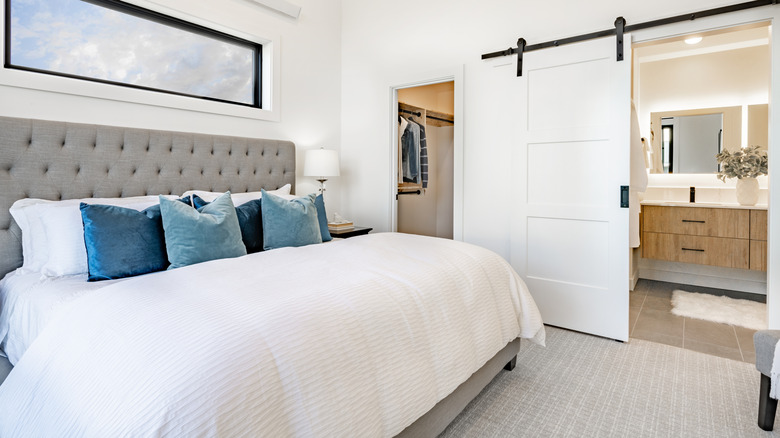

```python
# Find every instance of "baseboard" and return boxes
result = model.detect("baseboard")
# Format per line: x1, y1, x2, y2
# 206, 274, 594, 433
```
638, 258, 767, 295
630, 269, 639, 291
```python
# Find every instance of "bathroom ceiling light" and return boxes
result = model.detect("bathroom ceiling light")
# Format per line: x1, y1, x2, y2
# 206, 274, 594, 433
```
684, 36, 703, 45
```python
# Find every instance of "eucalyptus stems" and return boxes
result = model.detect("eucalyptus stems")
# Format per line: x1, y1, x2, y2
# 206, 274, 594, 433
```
716, 145, 768, 182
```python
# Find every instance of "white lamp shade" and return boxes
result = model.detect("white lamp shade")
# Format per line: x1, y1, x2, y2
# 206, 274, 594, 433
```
304, 149, 340, 177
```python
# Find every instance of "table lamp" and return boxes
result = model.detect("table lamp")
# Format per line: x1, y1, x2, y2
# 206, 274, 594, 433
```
304, 148, 340, 195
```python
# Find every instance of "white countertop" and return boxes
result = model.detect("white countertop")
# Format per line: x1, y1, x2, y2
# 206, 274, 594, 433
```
640, 200, 767, 210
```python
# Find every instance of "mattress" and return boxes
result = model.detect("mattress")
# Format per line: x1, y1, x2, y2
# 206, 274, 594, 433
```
0, 232, 544, 437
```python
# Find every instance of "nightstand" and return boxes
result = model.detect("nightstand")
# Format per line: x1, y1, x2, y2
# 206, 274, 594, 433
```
329, 226, 372, 239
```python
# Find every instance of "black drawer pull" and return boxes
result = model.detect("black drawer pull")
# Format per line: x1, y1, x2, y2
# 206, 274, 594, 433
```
682, 220, 705, 223
681, 248, 705, 252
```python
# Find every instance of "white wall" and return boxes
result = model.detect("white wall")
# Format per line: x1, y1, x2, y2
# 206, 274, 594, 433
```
340, 0, 743, 260
637, 45, 770, 137
0, 0, 344, 209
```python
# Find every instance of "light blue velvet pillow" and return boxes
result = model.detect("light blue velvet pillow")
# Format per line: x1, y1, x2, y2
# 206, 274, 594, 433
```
314, 194, 332, 242
159, 192, 247, 269
80, 203, 168, 281
261, 190, 323, 250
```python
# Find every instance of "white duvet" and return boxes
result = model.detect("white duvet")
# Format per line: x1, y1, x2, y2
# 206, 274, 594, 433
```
0, 271, 127, 365
0, 233, 544, 437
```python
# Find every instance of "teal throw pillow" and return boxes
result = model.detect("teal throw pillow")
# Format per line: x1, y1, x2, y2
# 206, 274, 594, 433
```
314, 194, 332, 242
261, 190, 323, 250
80, 203, 168, 281
159, 192, 247, 269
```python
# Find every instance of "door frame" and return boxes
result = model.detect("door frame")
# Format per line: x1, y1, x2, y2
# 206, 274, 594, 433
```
631, 7, 780, 327
388, 65, 465, 240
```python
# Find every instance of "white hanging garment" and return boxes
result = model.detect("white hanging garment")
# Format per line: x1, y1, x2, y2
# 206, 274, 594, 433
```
630, 101, 649, 248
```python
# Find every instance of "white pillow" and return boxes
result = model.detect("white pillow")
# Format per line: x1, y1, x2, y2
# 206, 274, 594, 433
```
10, 196, 173, 276
181, 184, 292, 206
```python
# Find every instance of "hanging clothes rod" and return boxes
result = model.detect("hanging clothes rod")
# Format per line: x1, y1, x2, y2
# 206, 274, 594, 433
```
399, 107, 454, 124
396, 189, 421, 197
481, 0, 778, 77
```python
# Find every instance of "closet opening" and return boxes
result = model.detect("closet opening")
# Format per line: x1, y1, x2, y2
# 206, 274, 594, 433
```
395, 82, 455, 239
630, 21, 771, 361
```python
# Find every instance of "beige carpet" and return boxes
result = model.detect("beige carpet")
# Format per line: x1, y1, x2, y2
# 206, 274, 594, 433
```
671, 290, 767, 331
440, 326, 774, 437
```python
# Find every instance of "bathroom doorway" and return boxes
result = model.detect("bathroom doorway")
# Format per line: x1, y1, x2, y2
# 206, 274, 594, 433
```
629, 21, 772, 360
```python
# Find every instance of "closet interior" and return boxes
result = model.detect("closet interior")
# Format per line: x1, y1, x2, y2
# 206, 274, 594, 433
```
397, 82, 455, 239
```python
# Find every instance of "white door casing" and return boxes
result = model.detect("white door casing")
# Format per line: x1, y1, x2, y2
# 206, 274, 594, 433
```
510, 36, 631, 341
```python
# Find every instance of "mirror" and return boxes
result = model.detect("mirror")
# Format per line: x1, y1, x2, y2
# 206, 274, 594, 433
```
648, 105, 768, 174
659, 113, 722, 174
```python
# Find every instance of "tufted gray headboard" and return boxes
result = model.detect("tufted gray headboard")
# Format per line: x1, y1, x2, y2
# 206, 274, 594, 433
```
0, 116, 296, 279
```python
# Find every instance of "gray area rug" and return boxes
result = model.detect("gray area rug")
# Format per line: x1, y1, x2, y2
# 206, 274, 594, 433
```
441, 326, 776, 437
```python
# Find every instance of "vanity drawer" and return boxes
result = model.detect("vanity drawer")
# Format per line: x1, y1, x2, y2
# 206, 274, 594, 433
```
642, 232, 749, 270
751, 209, 768, 241
642, 205, 749, 239
750, 240, 768, 271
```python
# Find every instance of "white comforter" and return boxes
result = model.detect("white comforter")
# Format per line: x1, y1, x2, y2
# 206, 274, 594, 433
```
0, 271, 126, 365
0, 233, 544, 437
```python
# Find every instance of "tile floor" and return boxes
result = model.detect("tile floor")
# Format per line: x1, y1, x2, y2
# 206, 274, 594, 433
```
630, 279, 764, 364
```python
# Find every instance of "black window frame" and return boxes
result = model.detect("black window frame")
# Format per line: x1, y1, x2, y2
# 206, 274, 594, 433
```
4, 0, 262, 109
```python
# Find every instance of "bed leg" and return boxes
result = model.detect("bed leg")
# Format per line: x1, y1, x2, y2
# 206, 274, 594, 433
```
759, 373, 778, 431
503, 355, 517, 371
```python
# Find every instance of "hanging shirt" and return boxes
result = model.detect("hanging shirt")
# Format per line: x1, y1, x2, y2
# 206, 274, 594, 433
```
400, 117, 410, 181
419, 123, 428, 188
403, 118, 421, 183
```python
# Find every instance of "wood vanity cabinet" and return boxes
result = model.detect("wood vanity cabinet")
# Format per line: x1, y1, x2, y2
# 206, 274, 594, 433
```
750, 210, 768, 271
642, 205, 766, 271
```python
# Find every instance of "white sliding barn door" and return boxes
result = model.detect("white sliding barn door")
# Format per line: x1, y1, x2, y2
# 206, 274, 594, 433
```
511, 36, 631, 341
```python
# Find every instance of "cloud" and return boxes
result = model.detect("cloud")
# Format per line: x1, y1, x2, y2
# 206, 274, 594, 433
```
10, 0, 255, 104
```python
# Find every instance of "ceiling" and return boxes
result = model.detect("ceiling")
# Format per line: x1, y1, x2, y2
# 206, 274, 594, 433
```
634, 23, 770, 64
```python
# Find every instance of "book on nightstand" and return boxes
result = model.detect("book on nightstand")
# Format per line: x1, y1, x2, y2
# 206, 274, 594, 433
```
328, 221, 354, 231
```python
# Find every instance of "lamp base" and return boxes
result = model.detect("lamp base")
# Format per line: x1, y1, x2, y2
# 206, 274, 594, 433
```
316, 178, 327, 195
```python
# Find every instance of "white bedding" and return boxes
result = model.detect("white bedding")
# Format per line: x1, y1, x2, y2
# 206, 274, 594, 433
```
0, 233, 544, 437
0, 271, 126, 365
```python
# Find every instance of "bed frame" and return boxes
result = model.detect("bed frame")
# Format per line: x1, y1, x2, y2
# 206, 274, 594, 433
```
0, 116, 519, 437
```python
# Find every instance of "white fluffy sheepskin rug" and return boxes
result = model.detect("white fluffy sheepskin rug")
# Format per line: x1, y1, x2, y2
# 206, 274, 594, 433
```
670, 290, 767, 331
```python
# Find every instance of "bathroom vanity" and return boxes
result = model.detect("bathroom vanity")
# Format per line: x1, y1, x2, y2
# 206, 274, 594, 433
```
641, 202, 767, 271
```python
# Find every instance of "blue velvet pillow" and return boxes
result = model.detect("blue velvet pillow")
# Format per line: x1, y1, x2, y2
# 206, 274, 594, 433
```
159, 192, 247, 269
80, 203, 168, 281
189, 195, 264, 254
261, 190, 323, 250
314, 194, 332, 242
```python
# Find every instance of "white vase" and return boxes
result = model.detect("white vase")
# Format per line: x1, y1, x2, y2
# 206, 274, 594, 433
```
736, 177, 759, 206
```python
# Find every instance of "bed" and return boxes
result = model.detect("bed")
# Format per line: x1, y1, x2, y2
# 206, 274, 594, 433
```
0, 116, 544, 437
